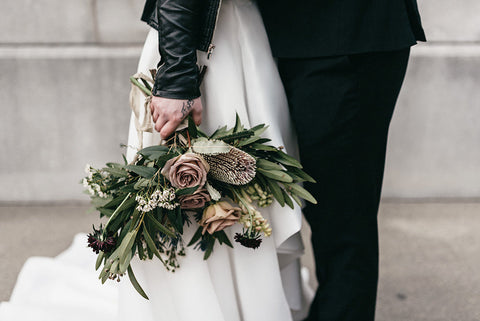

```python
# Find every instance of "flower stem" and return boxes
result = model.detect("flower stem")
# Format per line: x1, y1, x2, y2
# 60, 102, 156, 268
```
130, 77, 152, 96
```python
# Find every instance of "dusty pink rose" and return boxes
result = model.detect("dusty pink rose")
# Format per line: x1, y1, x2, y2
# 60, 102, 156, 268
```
178, 189, 211, 209
161, 152, 210, 189
199, 201, 242, 235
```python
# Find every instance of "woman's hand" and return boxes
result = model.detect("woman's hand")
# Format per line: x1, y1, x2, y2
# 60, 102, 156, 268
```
150, 96, 203, 139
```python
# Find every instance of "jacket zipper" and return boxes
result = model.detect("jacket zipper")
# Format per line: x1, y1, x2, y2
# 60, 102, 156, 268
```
207, 0, 222, 59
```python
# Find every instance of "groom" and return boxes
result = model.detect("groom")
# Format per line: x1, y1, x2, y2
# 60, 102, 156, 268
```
141, 1, 425, 320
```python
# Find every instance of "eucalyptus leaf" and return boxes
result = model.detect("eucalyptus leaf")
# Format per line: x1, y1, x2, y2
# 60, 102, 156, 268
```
253, 124, 269, 136
271, 151, 303, 168
110, 259, 119, 276
290, 193, 303, 207
250, 143, 278, 151
175, 185, 199, 196
95, 251, 104, 270
138, 145, 169, 154
101, 266, 111, 284
142, 225, 163, 260
214, 230, 233, 248
237, 135, 261, 147
134, 178, 150, 190
106, 162, 125, 169
127, 265, 149, 300
104, 193, 133, 232
119, 248, 133, 274
145, 214, 176, 238
187, 115, 198, 138
98, 207, 114, 217
156, 152, 180, 168
233, 112, 242, 132
117, 220, 132, 244
98, 258, 111, 280
188, 226, 204, 247
210, 125, 228, 139
286, 171, 307, 182
281, 188, 294, 209
129, 209, 142, 231
254, 138, 272, 144
197, 128, 208, 138
125, 165, 157, 179
102, 167, 129, 177
284, 183, 317, 204
216, 130, 254, 143
118, 182, 137, 193
257, 168, 293, 183
285, 166, 316, 183
203, 237, 215, 260
137, 239, 146, 260
249, 123, 265, 132
264, 178, 285, 206
257, 158, 284, 171
103, 194, 128, 209
166, 207, 183, 234
119, 230, 138, 267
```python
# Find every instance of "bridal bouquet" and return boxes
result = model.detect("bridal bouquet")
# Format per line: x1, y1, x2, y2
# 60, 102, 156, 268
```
82, 72, 316, 299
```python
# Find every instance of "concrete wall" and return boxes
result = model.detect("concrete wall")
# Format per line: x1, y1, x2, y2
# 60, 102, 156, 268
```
0, 0, 478, 201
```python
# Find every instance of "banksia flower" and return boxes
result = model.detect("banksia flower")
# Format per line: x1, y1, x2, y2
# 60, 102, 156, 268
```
203, 147, 256, 185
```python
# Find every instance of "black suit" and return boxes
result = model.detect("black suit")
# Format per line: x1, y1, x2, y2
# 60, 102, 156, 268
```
257, 1, 425, 320
258, 0, 425, 57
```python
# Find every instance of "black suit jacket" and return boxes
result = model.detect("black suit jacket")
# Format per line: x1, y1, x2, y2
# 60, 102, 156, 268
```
257, 0, 426, 58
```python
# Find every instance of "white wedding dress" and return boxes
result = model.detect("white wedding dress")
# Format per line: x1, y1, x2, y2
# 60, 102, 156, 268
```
0, 1, 315, 320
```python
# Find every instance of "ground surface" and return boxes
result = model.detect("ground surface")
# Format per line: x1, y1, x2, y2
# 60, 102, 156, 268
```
1, 201, 479, 320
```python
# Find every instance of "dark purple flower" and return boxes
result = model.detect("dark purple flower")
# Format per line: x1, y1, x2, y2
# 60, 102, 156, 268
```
87, 225, 116, 254
234, 232, 262, 249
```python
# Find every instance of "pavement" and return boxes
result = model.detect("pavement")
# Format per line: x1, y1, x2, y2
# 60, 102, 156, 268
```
1, 200, 479, 321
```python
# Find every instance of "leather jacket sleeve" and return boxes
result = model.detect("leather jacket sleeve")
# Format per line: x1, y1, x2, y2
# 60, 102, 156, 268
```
152, 0, 203, 100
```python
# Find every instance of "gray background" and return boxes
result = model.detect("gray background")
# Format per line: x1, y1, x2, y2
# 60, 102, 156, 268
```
0, 0, 479, 201
0, 0, 479, 320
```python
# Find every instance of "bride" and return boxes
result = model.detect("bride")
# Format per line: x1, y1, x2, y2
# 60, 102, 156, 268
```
0, 0, 314, 320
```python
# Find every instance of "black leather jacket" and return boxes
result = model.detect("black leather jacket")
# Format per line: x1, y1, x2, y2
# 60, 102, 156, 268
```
141, 0, 221, 100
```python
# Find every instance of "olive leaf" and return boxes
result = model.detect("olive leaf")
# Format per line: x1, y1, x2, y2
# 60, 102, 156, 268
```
257, 168, 293, 183
271, 150, 303, 168
256, 158, 284, 171
127, 265, 149, 300
284, 183, 317, 204
125, 165, 157, 178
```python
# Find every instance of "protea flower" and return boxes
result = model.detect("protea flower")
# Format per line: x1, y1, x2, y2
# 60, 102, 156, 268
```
234, 232, 262, 249
203, 147, 256, 185
87, 225, 116, 254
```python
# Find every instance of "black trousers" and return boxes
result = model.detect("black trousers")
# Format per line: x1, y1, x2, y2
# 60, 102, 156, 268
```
277, 48, 410, 321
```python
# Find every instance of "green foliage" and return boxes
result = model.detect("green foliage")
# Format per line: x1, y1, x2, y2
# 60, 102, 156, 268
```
82, 90, 318, 301
138, 145, 169, 160
127, 265, 149, 300
124, 165, 157, 179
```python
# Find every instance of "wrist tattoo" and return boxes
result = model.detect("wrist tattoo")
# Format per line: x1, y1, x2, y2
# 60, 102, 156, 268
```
181, 99, 194, 117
